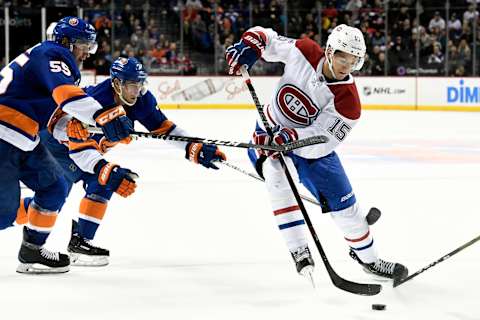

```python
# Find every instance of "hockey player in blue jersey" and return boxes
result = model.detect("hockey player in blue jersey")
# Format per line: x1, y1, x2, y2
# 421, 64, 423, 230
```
38, 56, 226, 266
0, 16, 136, 274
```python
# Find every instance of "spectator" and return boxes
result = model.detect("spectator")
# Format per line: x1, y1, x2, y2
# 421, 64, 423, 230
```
429, 11, 446, 32
166, 42, 178, 62
448, 12, 463, 41
463, 4, 479, 24
427, 44, 444, 64
371, 52, 385, 75
458, 38, 472, 67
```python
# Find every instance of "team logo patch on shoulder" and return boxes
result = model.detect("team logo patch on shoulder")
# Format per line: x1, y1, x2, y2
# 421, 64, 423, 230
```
276, 84, 320, 126
68, 18, 79, 26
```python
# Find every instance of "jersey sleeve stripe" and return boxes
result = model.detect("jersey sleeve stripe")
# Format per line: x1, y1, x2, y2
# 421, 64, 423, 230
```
68, 139, 100, 153
68, 148, 103, 173
52, 84, 87, 106
151, 120, 176, 135
61, 95, 102, 126
0, 104, 39, 138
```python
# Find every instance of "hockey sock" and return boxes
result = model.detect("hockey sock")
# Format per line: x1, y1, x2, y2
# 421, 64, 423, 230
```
330, 203, 377, 263
78, 196, 108, 240
264, 158, 307, 251
26, 200, 58, 246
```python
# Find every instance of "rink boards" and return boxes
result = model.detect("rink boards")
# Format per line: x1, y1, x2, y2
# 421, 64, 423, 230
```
81, 74, 480, 111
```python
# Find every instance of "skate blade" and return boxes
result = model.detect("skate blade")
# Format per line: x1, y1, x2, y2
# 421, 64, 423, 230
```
16, 263, 70, 274
299, 265, 316, 288
69, 252, 109, 267
362, 269, 393, 282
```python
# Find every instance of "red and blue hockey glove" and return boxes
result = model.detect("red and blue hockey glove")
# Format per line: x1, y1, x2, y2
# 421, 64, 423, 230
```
253, 127, 298, 159
252, 130, 272, 157
273, 127, 298, 146
225, 30, 266, 75
95, 160, 138, 197
94, 106, 133, 142
186, 143, 227, 169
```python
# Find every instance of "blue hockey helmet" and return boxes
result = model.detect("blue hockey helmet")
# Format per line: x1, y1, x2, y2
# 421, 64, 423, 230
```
110, 57, 148, 106
52, 16, 97, 54
110, 57, 147, 84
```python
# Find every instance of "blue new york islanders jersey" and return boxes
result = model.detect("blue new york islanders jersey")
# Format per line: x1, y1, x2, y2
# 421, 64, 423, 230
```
46, 78, 185, 174
0, 41, 102, 151
84, 79, 175, 134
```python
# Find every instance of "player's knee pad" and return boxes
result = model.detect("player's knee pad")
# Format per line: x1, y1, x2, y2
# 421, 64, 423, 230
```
0, 211, 17, 230
33, 176, 69, 212
263, 159, 290, 193
329, 202, 368, 236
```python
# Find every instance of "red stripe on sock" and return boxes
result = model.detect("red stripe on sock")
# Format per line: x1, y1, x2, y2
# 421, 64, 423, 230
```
274, 205, 300, 216
345, 230, 370, 242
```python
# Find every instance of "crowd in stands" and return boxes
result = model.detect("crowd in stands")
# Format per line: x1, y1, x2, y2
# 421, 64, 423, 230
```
1, 0, 479, 76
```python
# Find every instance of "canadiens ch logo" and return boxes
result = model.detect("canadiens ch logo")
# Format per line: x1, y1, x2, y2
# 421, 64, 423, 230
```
276, 84, 320, 126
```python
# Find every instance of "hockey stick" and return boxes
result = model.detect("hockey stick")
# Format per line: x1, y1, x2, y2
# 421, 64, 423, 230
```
393, 233, 480, 288
218, 159, 382, 225
87, 127, 328, 153
240, 66, 381, 296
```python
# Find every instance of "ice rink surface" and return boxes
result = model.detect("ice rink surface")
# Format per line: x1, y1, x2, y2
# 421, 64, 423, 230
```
1, 109, 479, 320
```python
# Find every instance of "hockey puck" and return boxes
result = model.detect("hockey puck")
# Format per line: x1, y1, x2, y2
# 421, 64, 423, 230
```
372, 304, 386, 311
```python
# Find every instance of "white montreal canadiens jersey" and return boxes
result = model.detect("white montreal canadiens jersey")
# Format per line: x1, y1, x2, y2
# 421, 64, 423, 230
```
252, 26, 362, 159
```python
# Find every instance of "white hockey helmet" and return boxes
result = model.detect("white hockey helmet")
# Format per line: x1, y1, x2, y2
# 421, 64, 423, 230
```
326, 24, 366, 73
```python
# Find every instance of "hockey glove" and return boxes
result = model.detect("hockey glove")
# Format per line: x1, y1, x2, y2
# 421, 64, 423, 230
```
252, 130, 272, 157
95, 159, 138, 197
273, 127, 298, 146
94, 106, 133, 142
253, 127, 298, 159
225, 30, 266, 75
186, 143, 227, 170
67, 119, 90, 141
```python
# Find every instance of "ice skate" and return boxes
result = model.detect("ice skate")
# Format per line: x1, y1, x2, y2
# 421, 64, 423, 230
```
350, 249, 408, 283
68, 221, 109, 267
17, 228, 70, 274
291, 245, 315, 287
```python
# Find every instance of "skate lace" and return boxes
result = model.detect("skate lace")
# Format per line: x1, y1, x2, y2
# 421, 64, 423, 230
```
373, 259, 395, 275
84, 239, 101, 250
40, 247, 60, 261
292, 247, 311, 262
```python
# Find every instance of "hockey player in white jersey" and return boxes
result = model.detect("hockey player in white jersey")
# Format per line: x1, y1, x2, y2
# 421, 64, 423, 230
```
226, 25, 408, 282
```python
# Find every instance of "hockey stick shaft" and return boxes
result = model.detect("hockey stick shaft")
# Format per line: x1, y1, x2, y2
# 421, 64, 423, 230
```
87, 127, 327, 153
240, 67, 381, 296
393, 234, 480, 287
218, 160, 322, 206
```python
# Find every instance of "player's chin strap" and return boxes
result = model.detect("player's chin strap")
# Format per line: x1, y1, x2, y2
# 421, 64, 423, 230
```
111, 81, 137, 107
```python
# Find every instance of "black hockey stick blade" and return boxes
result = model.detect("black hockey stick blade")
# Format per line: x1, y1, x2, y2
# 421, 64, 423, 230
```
331, 274, 382, 296
393, 233, 480, 288
318, 241, 382, 296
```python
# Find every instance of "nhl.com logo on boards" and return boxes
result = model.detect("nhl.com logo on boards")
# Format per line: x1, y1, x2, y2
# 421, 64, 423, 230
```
447, 80, 480, 103
363, 86, 406, 96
